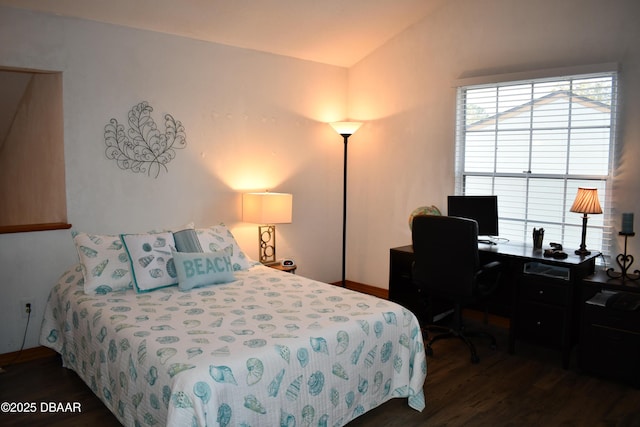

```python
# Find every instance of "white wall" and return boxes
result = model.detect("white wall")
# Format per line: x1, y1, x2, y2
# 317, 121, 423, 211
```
347, 0, 640, 288
0, 7, 348, 353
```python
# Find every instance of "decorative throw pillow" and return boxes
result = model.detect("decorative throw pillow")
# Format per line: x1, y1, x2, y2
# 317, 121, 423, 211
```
72, 232, 132, 295
121, 232, 178, 292
172, 249, 236, 291
196, 224, 254, 271
173, 228, 203, 252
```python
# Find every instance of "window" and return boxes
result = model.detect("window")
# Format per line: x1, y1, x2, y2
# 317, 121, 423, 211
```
455, 70, 617, 255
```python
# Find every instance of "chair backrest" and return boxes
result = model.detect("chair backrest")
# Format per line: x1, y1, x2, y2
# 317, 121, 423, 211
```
411, 215, 480, 298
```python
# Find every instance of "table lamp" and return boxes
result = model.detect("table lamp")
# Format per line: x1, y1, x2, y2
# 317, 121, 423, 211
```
570, 187, 602, 256
242, 192, 292, 264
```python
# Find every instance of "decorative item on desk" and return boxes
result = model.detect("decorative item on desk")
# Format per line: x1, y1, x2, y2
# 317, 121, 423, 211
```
570, 187, 602, 256
606, 212, 639, 282
544, 242, 568, 259
622, 212, 634, 234
242, 192, 293, 265
408, 205, 442, 230
329, 120, 363, 287
533, 228, 544, 249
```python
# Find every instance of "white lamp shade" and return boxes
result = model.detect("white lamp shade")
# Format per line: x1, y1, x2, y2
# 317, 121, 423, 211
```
570, 188, 603, 214
329, 121, 363, 136
243, 192, 293, 224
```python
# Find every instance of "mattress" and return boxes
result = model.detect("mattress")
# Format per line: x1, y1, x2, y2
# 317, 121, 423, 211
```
40, 264, 426, 426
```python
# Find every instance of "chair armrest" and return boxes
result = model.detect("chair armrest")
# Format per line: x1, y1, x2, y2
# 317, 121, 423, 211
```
479, 260, 502, 275
475, 261, 502, 296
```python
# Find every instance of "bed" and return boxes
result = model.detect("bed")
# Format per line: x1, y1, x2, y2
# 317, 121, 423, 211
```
40, 226, 426, 426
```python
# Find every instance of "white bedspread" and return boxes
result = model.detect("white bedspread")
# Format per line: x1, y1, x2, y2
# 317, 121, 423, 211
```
40, 264, 426, 426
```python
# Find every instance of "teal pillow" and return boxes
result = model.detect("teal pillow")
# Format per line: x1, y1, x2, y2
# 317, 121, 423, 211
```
174, 228, 203, 252
172, 249, 236, 291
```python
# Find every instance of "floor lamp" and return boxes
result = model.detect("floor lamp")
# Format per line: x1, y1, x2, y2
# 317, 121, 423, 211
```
330, 121, 363, 287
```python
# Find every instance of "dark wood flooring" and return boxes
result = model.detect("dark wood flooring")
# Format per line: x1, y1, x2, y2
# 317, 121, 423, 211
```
2, 321, 640, 426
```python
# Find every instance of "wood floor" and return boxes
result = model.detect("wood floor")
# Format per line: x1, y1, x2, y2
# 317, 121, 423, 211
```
2, 321, 640, 427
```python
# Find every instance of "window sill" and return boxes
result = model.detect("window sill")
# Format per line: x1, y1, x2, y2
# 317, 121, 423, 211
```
0, 222, 72, 234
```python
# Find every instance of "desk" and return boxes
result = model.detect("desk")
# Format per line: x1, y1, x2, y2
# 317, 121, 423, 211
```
389, 242, 599, 368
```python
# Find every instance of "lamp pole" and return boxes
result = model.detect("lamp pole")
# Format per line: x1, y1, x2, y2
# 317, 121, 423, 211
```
576, 213, 590, 256
329, 121, 363, 288
341, 133, 349, 288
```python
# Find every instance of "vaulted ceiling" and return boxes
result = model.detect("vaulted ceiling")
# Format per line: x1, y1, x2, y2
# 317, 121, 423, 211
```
0, 0, 444, 67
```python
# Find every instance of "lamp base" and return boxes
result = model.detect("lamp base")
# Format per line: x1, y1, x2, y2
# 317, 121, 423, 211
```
258, 225, 276, 264
575, 248, 591, 256
575, 213, 591, 257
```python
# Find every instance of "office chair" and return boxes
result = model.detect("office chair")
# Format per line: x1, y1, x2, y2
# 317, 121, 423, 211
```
411, 215, 502, 363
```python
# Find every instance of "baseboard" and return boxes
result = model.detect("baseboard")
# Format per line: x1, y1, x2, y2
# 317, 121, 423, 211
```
0, 346, 57, 367
329, 280, 389, 299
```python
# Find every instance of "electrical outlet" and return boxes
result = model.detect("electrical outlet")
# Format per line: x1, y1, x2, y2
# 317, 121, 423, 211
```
20, 299, 33, 319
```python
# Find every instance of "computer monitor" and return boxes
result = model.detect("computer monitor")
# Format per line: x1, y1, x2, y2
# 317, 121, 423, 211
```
447, 195, 499, 238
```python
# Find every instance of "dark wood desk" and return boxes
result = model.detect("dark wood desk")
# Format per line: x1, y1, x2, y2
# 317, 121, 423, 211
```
389, 242, 599, 368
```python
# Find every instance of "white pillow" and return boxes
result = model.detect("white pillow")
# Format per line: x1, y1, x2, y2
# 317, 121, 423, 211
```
196, 224, 254, 271
72, 232, 132, 295
121, 232, 178, 292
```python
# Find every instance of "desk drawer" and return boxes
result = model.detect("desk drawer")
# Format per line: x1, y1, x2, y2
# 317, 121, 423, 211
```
520, 277, 570, 305
584, 303, 640, 331
517, 301, 565, 347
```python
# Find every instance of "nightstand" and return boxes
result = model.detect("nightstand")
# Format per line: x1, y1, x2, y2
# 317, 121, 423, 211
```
266, 263, 297, 274
579, 270, 640, 387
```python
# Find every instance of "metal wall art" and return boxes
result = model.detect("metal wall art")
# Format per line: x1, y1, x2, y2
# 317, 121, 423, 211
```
104, 101, 187, 178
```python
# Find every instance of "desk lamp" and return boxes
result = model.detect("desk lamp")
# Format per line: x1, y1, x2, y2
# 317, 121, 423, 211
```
570, 187, 602, 256
242, 192, 292, 264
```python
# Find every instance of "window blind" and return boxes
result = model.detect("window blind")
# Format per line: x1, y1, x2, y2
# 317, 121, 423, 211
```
455, 71, 617, 255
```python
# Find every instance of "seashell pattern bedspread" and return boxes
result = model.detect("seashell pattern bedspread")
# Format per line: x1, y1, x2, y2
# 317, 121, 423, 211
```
40, 264, 426, 426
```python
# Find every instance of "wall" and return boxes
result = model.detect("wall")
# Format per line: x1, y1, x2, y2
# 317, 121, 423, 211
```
0, 6, 348, 353
347, 0, 640, 288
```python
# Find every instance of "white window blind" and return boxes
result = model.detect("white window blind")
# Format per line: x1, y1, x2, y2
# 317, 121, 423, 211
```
455, 71, 617, 255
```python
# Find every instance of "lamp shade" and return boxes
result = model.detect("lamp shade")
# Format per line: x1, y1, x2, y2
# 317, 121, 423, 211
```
570, 188, 603, 214
329, 121, 363, 136
242, 192, 292, 224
